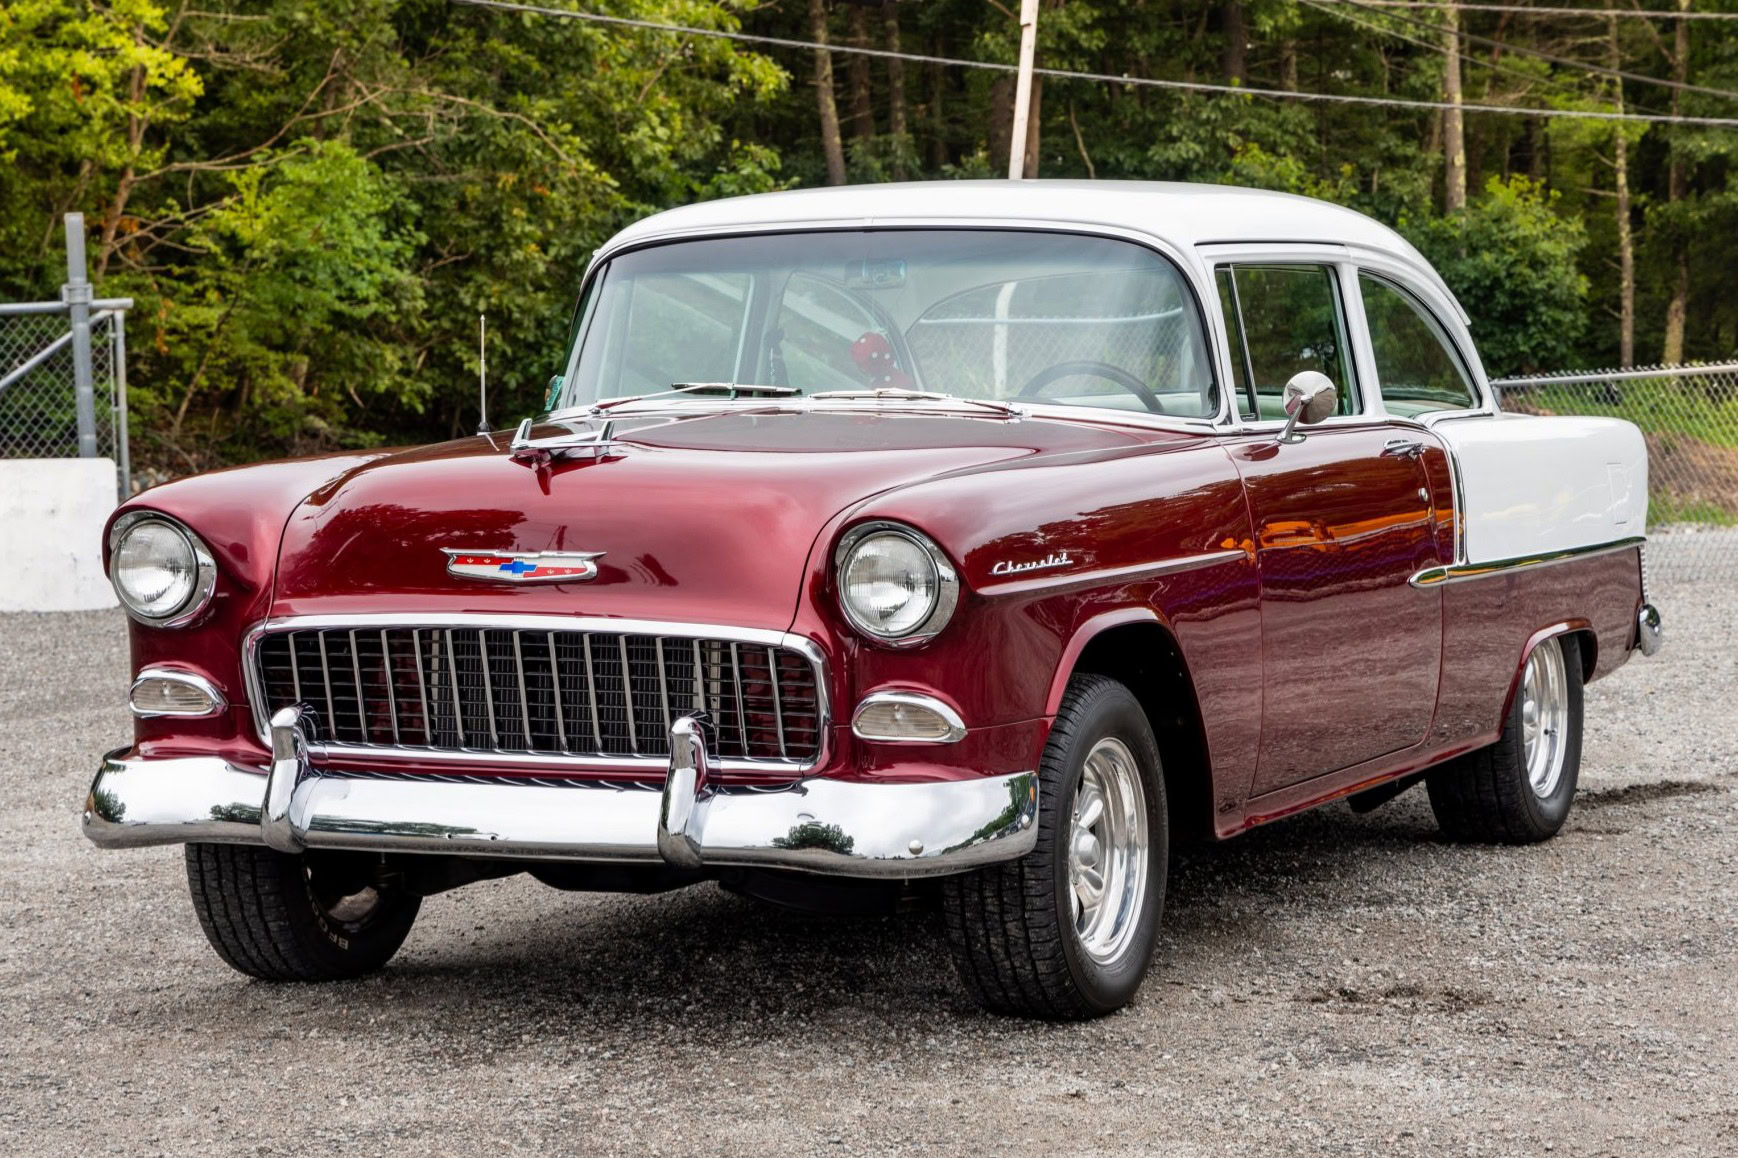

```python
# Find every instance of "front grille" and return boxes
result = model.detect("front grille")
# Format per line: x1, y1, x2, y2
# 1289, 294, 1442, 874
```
254, 626, 823, 764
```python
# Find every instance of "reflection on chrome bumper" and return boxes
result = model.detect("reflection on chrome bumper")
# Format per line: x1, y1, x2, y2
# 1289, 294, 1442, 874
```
83, 713, 1038, 879
1636, 602, 1663, 657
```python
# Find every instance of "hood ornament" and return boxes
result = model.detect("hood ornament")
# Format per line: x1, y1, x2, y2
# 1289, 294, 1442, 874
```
509, 416, 617, 464
442, 548, 605, 584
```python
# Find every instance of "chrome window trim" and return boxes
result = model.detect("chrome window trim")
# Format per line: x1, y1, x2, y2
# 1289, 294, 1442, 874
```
241, 613, 831, 775
107, 510, 218, 628
1353, 269, 1487, 419
1344, 248, 1496, 415
129, 667, 227, 719
851, 691, 969, 745
552, 219, 1233, 428
1409, 536, 1645, 589
1195, 246, 1371, 432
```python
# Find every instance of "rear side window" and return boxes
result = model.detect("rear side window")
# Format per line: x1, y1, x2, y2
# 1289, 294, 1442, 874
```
1216, 264, 1357, 422
1359, 274, 1479, 415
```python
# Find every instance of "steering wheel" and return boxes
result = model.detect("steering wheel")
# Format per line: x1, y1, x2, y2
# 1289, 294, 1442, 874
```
1017, 360, 1167, 414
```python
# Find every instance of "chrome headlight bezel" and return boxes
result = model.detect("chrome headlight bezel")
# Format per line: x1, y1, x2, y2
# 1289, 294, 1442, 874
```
107, 511, 217, 627
833, 521, 960, 646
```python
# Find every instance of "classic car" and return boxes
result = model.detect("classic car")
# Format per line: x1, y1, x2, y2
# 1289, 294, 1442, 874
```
86, 181, 1663, 1019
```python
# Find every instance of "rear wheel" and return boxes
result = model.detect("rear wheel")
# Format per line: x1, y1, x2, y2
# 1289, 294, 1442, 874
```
1427, 633, 1584, 843
185, 844, 421, 981
941, 674, 1168, 1019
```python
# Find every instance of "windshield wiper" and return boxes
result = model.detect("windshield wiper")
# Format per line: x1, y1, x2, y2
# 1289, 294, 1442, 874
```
809, 387, 1022, 418
590, 381, 801, 413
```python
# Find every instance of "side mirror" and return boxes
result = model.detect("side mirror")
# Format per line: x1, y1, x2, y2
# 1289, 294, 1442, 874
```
1278, 371, 1338, 443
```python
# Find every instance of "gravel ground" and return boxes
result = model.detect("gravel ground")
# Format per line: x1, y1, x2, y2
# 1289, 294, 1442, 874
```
2, 582, 1734, 1156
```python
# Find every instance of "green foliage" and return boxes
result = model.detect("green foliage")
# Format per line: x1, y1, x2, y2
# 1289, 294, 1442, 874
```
1402, 177, 1589, 377
4, 0, 1734, 472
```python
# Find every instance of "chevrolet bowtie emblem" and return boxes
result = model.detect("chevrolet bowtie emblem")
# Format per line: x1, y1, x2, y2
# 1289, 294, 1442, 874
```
442, 548, 605, 584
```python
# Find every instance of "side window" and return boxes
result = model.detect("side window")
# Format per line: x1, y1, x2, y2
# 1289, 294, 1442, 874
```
1216, 264, 1357, 421
1359, 274, 1479, 415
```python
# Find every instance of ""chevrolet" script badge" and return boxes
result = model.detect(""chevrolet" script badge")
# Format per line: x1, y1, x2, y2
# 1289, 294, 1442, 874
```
442, 548, 605, 584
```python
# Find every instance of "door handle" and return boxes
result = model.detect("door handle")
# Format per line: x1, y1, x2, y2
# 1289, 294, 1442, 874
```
1381, 437, 1425, 459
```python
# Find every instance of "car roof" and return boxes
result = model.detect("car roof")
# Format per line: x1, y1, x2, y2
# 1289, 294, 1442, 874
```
603, 180, 1461, 321
609, 179, 1416, 260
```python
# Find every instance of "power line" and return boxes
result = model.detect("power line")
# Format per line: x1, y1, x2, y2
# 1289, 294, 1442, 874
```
1332, 0, 1738, 101
1312, 0, 1738, 21
1300, 0, 1590, 100
450, 0, 1738, 128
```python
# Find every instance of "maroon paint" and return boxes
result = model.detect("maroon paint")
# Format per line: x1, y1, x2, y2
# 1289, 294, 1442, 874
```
107, 408, 1644, 841
1225, 423, 1446, 796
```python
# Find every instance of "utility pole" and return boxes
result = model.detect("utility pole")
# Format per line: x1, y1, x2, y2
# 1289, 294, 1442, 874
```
1008, 0, 1039, 180
1441, 0, 1467, 212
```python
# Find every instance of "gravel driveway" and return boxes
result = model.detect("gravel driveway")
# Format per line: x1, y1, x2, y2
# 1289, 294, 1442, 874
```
2, 583, 1733, 1156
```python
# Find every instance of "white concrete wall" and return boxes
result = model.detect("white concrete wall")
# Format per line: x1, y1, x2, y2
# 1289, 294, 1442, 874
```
0, 458, 119, 611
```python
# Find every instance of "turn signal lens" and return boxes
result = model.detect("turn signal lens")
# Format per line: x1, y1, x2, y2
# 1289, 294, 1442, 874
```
852, 694, 966, 743
129, 672, 225, 718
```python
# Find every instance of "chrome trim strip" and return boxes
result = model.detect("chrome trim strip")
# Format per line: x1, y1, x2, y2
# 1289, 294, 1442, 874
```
851, 691, 968, 745
767, 645, 786, 759
619, 634, 638, 755
381, 630, 400, 744
240, 613, 833, 774
128, 668, 227, 719
1408, 536, 1646, 589
84, 739, 1039, 880
977, 547, 1247, 598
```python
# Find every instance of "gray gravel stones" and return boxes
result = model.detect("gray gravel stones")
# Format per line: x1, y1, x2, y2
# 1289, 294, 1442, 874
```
2, 584, 1734, 1156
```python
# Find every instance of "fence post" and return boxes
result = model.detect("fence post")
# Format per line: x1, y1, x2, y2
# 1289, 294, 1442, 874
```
62, 212, 97, 458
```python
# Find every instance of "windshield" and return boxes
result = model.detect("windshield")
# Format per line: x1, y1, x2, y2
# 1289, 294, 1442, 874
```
555, 230, 1219, 418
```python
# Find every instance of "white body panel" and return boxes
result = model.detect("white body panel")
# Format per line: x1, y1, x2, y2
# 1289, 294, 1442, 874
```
1434, 414, 1648, 564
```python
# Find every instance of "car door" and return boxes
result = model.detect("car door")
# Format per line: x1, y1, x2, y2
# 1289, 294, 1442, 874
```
1210, 253, 1446, 798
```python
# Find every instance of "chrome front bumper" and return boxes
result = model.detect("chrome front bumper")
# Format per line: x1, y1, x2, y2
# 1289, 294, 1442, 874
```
83, 709, 1038, 879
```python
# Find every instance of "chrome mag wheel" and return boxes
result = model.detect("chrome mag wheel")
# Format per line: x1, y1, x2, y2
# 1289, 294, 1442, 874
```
1520, 639, 1570, 799
1069, 737, 1150, 964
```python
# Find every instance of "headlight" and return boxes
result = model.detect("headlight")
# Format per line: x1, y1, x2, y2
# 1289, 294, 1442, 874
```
835, 522, 959, 644
108, 513, 216, 626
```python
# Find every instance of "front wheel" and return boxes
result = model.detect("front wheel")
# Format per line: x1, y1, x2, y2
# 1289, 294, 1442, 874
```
1427, 633, 1585, 843
185, 844, 421, 981
941, 674, 1168, 1019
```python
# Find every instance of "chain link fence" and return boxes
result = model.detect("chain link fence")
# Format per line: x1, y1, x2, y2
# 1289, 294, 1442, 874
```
1493, 363, 1738, 591
0, 215, 131, 500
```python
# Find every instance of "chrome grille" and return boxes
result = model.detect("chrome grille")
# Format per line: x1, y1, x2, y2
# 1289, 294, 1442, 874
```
253, 626, 823, 764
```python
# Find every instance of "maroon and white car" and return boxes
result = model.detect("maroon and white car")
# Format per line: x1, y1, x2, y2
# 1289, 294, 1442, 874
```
86, 182, 1661, 1018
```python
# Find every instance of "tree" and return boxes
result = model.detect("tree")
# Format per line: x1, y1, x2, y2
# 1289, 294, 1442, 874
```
1404, 176, 1590, 376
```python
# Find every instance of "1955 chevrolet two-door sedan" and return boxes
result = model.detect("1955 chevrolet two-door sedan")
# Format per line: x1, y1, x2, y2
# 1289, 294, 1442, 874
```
86, 181, 1663, 1018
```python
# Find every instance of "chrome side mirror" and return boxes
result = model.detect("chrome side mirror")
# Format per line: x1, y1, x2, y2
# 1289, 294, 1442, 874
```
1278, 371, 1338, 443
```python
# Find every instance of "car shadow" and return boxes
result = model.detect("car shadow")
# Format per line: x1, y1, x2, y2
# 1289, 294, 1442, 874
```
322, 790, 1449, 1033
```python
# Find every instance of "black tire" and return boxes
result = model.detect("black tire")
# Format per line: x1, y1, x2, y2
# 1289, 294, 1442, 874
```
185, 843, 421, 981
941, 674, 1168, 1019
1427, 633, 1584, 844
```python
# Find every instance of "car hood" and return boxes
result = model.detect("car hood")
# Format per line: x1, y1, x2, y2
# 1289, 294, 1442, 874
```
271, 408, 1151, 628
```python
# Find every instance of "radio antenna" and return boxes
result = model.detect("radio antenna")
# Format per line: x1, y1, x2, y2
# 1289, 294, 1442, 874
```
476, 312, 489, 435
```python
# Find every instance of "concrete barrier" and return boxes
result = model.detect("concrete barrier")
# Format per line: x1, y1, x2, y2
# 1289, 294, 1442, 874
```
0, 458, 118, 611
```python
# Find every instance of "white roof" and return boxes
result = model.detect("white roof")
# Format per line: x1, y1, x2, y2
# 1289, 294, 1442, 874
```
607, 179, 1430, 265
